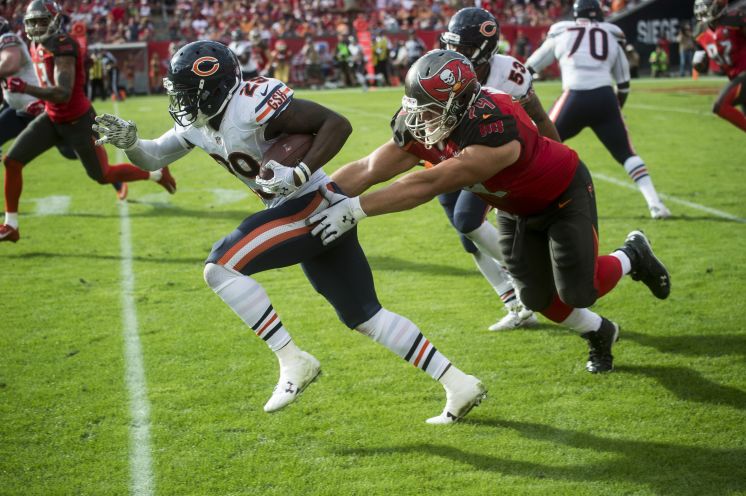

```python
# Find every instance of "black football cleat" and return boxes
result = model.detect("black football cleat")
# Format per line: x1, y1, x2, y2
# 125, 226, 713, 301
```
581, 318, 619, 373
619, 230, 671, 300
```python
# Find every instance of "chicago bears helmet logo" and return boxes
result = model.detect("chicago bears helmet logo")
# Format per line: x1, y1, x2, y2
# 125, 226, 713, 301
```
479, 20, 497, 37
191, 56, 220, 77
419, 59, 475, 102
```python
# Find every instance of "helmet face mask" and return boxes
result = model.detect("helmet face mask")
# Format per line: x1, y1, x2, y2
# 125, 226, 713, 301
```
403, 50, 480, 148
24, 0, 62, 43
164, 41, 241, 128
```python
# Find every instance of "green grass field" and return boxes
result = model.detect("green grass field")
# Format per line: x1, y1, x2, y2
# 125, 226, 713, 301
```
1, 78, 745, 496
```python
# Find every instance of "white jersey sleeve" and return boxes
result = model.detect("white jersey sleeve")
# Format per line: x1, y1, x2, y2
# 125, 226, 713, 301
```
526, 21, 569, 73
484, 54, 533, 100
539, 19, 625, 90
610, 40, 631, 85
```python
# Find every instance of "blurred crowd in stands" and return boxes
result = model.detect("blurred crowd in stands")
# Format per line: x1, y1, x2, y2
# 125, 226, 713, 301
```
0, 0, 646, 45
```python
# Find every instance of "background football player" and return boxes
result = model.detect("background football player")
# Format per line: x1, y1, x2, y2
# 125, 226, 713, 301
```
526, 0, 671, 220
94, 40, 486, 424
312, 50, 672, 374
0, 0, 176, 243
694, 0, 746, 133
0, 15, 76, 162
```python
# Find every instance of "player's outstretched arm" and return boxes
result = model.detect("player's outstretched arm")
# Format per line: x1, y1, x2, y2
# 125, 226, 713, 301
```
264, 98, 352, 175
309, 141, 521, 245
93, 114, 192, 171
331, 139, 420, 196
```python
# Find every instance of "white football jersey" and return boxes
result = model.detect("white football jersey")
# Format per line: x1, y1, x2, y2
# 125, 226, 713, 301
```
0, 32, 38, 112
526, 19, 630, 91
173, 77, 329, 208
229, 40, 258, 74
483, 54, 533, 100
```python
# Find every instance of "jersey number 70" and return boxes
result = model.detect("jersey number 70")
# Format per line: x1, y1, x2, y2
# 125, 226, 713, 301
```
567, 27, 609, 61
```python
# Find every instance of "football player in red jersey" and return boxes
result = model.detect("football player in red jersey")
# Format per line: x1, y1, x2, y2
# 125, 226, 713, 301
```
694, 0, 746, 133
311, 50, 672, 373
0, 0, 176, 243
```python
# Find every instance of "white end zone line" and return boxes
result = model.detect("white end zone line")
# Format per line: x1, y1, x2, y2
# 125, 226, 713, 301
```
113, 101, 155, 496
331, 105, 745, 223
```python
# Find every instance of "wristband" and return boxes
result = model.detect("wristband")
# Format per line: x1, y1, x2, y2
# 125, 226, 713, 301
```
296, 161, 312, 184
349, 196, 368, 220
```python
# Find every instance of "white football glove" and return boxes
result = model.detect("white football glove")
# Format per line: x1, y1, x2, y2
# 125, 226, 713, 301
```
93, 113, 139, 148
256, 159, 299, 196
308, 186, 367, 245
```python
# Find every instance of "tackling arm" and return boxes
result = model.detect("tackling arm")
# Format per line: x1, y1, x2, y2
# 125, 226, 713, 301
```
0, 45, 22, 78
20, 55, 74, 103
359, 141, 521, 216
330, 139, 420, 196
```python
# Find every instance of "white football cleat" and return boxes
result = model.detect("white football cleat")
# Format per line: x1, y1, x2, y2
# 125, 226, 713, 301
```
649, 203, 671, 220
426, 374, 487, 425
263, 350, 321, 413
488, 303, 538, 331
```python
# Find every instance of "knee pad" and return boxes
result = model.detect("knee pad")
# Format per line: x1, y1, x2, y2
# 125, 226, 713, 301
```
203, 263, 239, 292
453, 209, 483, 235
557, 286, 597, 309
518, 287, 553, 312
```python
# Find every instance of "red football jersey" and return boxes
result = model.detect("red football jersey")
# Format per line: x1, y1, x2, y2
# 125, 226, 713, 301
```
697, 25, 746, 79
391, 88, 579, 216
30, 33, 91, 123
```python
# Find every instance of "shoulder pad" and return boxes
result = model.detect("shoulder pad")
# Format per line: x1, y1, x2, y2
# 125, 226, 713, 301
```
48, 34, 77, 57
235, 77, 294, 125
548, 21, 572, 36
453, 91, 519, 149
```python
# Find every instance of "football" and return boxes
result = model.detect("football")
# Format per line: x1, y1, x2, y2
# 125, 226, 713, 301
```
259, 134, 314, 180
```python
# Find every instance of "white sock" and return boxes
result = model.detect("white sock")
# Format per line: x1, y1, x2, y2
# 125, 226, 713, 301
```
561, 308, 603, 333
204, 263, 292, 351
275, 340, 303, 368
356, 308, 450, 380
149, 169, 163, 182
438, 364, 470, 391
472, 251, 514, 303
611, 250, 632, 275
465, 221, 505, 264
4, 212, 19, 229
624, 156, 662, 208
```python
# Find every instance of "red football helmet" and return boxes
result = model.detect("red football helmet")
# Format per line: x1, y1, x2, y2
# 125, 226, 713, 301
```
402, 49, 480, 147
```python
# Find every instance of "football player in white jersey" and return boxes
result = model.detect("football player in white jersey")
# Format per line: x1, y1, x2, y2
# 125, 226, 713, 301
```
526, 0, 671, 219
93, 41, 485, 424
228, 29, 259, 80
0, 16, 76, 162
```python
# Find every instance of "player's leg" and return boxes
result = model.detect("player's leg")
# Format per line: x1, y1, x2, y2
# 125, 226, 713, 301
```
202, 190, 331, 413
60, 109, 176, 195
1, 113, 60, 241
549, 90, 586, 141
590, 87, 669, 219
713, 72, 746, 133
301, 223, 486, 424
451, 190, 536, 331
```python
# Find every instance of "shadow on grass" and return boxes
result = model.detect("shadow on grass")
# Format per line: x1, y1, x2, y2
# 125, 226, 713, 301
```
340, 419, 746, 495
62, 205, 256, 221
2, 251, 203, 265
622, 330, 746, 358
615, 364, 746, 410
366, 255, 479, 278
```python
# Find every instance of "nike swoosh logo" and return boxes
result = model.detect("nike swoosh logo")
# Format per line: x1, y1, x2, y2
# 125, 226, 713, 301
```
558, 198, 573, 208
482, 114, 492, 119
260, 86, 269, 96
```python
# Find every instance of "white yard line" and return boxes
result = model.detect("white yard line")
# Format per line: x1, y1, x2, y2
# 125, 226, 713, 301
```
114, 101, 155, 496
592, 172, 746, 223
32, 195, 70, 215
